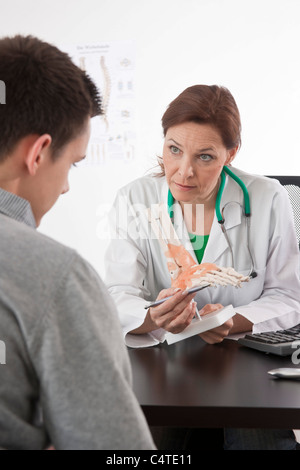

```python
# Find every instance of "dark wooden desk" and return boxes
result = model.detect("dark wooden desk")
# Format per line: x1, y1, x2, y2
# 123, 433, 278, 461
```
128, 337, 300, 429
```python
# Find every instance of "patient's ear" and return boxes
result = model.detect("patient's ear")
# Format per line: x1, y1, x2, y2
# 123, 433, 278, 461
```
25, 134, 52, 176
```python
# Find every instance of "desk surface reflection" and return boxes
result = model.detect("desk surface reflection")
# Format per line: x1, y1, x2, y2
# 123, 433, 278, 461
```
128, 337, 300, 429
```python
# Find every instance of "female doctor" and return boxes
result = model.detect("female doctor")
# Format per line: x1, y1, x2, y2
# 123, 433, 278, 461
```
104, 85, 300, 449
105, 85, 300, 348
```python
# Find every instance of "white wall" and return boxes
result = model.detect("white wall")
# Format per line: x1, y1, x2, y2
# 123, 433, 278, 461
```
1, 0, 300, 275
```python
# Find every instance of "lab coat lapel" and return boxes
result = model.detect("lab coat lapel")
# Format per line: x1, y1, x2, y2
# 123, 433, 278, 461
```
170, 195, 236, 266
160, 172, 243, 265
201, 174, 243, 264
171, 198, 199, 263
201, 214, 231, 264
160, 183, 199, 264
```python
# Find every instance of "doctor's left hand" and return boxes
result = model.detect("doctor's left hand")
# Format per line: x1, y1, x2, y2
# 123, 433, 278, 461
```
198, 303, 234, 344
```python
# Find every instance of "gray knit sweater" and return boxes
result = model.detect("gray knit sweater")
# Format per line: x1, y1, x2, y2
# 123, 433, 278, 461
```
0, 189, 155, 450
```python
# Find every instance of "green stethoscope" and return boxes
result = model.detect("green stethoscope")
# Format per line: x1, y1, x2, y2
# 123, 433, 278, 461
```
167, 165, 257, 278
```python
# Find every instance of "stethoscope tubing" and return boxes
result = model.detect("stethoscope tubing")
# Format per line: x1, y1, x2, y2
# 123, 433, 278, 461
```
216, 167, 255, 277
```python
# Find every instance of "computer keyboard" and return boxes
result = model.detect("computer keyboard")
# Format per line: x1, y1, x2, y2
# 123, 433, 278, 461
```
238, 324, 300, 356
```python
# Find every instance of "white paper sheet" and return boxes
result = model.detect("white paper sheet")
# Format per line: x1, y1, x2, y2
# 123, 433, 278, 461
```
165, 304, 236, 345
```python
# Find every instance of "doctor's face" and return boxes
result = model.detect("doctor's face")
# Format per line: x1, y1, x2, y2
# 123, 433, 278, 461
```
162, 122, 237, 205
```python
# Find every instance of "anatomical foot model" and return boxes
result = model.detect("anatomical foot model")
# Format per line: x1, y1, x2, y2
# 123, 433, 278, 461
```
147, 203, 249, 291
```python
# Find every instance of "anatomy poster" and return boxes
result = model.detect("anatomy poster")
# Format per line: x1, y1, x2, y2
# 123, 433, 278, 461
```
63, 40, 136, 166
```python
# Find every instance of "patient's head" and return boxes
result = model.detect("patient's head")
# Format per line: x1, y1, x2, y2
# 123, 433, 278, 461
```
0, 35, 102, 225
0, 34, 102, 161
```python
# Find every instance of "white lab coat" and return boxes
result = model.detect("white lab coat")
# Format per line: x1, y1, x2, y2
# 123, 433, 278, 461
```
104, 167, 300, 348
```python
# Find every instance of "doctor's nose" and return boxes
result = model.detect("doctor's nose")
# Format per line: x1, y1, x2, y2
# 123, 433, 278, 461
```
178, 156, 194, 179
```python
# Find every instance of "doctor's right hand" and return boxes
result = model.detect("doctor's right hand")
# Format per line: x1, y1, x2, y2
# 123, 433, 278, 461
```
147, 287, 197, 334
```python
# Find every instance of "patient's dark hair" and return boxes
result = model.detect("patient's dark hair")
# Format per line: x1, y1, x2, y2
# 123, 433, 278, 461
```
0, 35, 102, 161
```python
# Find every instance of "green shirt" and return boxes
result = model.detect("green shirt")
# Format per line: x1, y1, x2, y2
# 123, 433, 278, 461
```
188, 233, 209, 264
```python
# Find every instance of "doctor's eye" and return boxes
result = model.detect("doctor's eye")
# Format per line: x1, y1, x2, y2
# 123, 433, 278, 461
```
198, 154, 213, 162
169, 145, 181, 155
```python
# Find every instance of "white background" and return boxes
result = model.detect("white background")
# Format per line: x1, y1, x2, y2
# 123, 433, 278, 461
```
1, 0, 300, 276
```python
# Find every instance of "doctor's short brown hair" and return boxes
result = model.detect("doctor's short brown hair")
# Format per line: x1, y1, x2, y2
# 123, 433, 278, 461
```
0, 35, 102, 162
159, 85, 241, 174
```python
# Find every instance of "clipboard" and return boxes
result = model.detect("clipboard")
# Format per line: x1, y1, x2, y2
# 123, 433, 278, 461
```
164, 304, 236, 345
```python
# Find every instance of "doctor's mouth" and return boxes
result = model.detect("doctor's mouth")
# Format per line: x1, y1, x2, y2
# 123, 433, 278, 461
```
174, 182, 197, 192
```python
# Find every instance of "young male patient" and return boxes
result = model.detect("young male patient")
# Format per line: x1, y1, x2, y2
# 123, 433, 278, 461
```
0, 34, 155, 450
